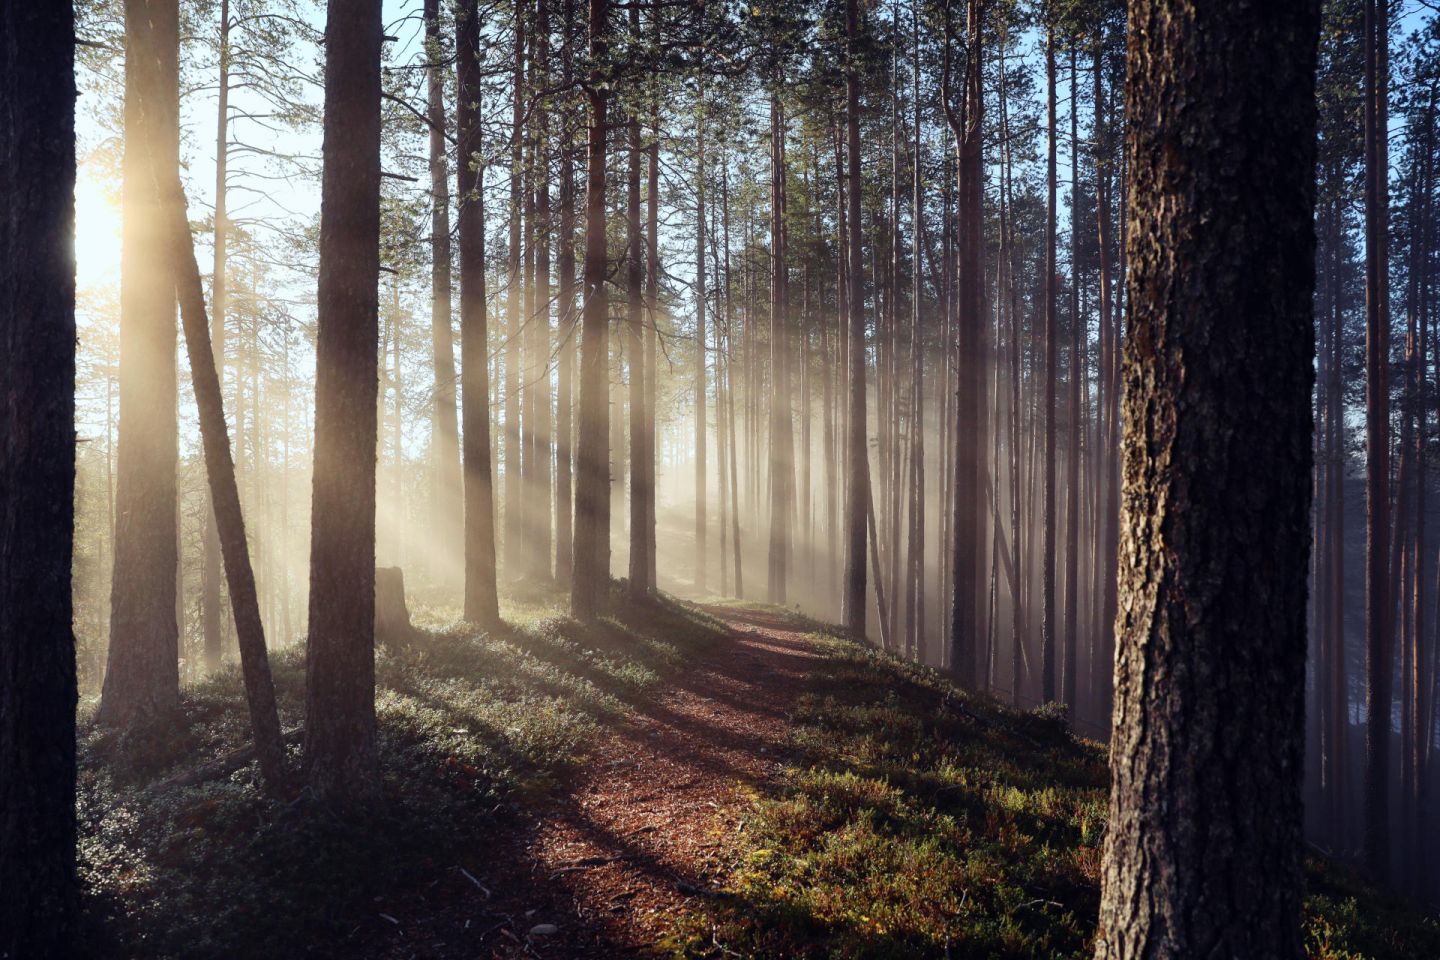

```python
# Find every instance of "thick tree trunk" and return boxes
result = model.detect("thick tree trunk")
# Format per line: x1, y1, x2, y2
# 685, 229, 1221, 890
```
0, 6, 79, 950
101, 0, 181, 729
458, 0, 501, 626
305, 0, 384, 808
1095, 0, 1319, 955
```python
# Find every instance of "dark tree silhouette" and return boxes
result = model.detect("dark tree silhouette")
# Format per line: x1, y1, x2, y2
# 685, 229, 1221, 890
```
0, 5, 78, 953
304, 0, 384, 807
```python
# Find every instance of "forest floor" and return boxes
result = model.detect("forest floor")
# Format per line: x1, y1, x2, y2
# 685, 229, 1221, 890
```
76, 587, 1440, 960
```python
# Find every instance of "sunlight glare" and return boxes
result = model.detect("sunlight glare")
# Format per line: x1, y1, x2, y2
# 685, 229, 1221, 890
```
75, 170, 121, 294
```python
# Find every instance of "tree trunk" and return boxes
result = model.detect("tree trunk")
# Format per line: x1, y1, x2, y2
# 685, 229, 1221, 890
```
304, 0, 384, 808
1362, 0, 1393, 881
1095, 0, 1319, 954
626, 64, 649, 599
554, 0, 577, 587
570, 0, 611, 620
0, 6, 78, 950
101, 0, 181, 729
768, 92, 793, 605
504, 7, 526, 576
163, 174, 287, 793
695, 88, 709, 594
458, 0, 501, 626
1041, 18, 1058, 705
202, 0, 231, 673
1064, 42, 1080, 712
842, 0, 868, 637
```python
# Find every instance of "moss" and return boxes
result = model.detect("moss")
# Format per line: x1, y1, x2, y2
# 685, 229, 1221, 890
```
669, 610, 1440, 960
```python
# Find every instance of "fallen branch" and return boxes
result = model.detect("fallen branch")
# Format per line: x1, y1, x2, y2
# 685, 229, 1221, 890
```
145, 728, 302, 796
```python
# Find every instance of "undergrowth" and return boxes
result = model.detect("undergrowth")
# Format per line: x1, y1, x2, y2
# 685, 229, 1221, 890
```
76, 585, 725, 959
669, 622, 1440, 960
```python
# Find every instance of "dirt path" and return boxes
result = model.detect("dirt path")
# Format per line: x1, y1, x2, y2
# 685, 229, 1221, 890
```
374, 606, 821, 959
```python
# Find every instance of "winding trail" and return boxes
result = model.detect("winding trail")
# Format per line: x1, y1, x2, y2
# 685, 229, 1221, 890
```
374, 606, 821, 959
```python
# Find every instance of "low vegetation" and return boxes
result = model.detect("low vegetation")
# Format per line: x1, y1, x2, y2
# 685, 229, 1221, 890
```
74, 587, 727, 959
671, 623, 1440, 960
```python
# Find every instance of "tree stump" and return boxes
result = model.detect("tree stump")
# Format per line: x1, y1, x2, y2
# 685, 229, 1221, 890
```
375, 567, 416, 650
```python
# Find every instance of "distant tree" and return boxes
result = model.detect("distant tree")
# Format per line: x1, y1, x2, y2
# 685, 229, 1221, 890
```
1095, 0, 1320, 955
100, 0, 181, 729
425, 0, 463, 588
0, 5, 79, 953
304, 0, 384, 807
1362, 0, 1392, 881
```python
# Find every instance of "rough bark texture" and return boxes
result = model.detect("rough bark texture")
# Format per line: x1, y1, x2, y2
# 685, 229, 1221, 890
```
768, 93, 793, 606
102, 0, 181, 729
458, 0, 501, 626
0, 5, 78, 952
305, 0, 384, 808
1095, 1, 1319, 956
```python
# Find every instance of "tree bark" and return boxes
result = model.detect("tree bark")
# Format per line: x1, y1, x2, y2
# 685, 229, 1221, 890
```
842, 0, 868, 637
101, 0, 181, 729
0, 5, 78, 950
458, 0, 501, 626
305, 0, 384, 808
1095, 0, 1319, 954
1362, 0, 1393, 881
570, 0, 611, 620
426, 0, 462, 589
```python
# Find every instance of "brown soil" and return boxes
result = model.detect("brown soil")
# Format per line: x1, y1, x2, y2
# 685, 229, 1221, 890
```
371, 605, 821, 959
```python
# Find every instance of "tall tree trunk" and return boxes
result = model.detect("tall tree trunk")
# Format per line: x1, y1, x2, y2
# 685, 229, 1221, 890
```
645, 95, 661, 594
945, 0, 983, 686
425, 0, 461, 590
0, 6, 78, 950
458, 0, 500, 625
528, 0, 554, 579
1041, 18, 1058, 705
768, 92, 793, 605
626, 55, 649, 598
570, 0, 611, 619
1064, 42, 1081, 713
101, 0, 181, 729
1095, 0, 1319, 954
504, 5, 526, 576
1362, 0, 1392, 881
842, 0, 868, 635
555, 0, 577, 587
202, 0, 231, 673
695, 86, 709, 594
163, 175, 286, 792
305, 0, 384, 807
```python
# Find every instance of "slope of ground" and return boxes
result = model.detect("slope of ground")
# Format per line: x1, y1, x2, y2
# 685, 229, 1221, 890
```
75, 590, 1440, 959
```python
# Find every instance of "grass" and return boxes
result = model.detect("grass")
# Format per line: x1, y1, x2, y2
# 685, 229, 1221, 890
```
75, 584, 728, 959
667, 620, 1440, 960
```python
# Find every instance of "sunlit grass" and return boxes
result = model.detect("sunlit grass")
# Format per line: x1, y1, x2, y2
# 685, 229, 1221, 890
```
668, 618, 1440, 960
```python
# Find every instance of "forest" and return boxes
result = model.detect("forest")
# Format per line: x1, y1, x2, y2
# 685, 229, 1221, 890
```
4, 0, 1440, 956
